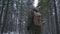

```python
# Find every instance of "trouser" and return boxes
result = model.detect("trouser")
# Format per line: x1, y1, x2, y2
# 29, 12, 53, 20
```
29, 25, 41, 34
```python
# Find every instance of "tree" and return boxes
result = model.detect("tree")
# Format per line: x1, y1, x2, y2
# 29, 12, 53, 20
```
37, 0, 50, 16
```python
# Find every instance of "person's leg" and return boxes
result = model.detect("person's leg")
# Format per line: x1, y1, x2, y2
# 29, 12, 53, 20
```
35, 26, 41, 34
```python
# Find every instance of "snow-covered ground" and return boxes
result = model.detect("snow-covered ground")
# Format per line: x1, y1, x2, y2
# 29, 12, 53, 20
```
3, 32, 20, 34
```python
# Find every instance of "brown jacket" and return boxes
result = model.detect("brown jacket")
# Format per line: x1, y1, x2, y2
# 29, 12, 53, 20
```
34, 12, 42, 26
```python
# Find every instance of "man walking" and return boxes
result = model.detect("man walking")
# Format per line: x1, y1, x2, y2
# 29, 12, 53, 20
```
28, 9, 42, 34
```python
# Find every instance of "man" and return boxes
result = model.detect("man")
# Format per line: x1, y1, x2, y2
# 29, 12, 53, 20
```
28, 9, 42, 34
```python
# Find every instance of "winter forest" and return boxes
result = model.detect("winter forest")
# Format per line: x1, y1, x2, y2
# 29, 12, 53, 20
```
0, 0, 60, 34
